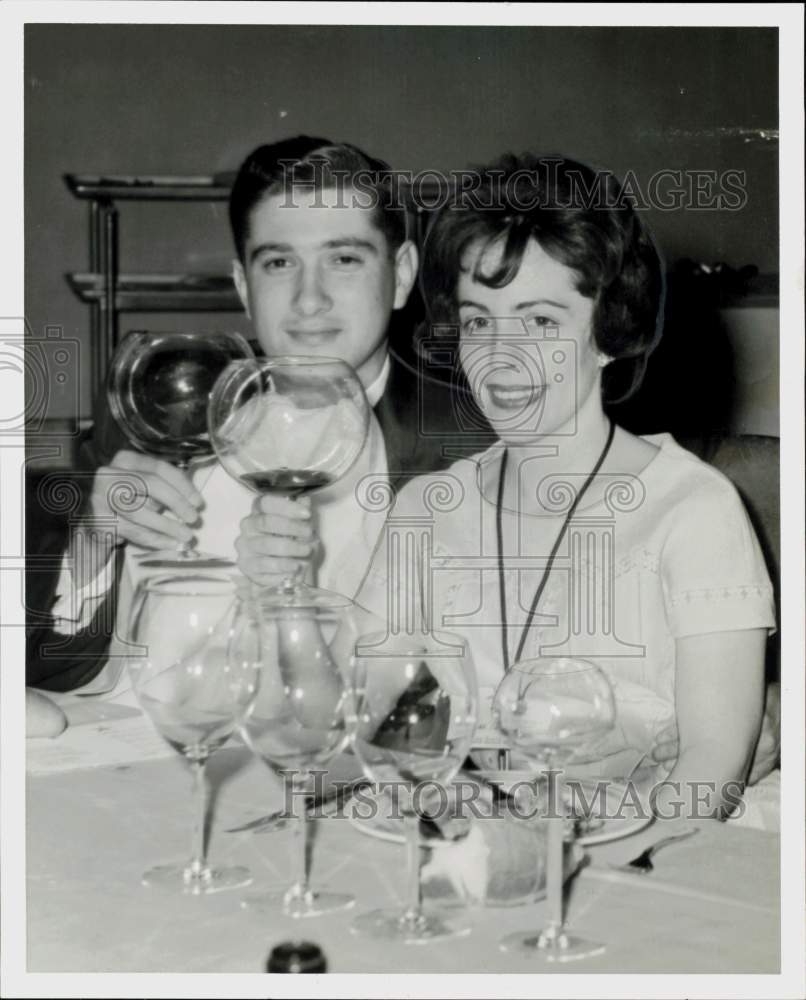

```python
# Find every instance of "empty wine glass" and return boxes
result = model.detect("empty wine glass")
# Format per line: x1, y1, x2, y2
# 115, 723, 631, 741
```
348, 630, 478, 943
108, 330, 254, 568
126, 571, 260, 893
207, 355, 369, 603
492, 656, 616, 961
234, 595, 356, 918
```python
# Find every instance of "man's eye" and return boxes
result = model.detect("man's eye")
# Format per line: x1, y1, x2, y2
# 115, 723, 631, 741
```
330, 253, 363, 268
261, 257, 293, 272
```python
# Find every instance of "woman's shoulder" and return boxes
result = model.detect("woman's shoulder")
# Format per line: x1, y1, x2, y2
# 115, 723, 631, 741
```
634, 431, 745, 499
392, 443, 503, 514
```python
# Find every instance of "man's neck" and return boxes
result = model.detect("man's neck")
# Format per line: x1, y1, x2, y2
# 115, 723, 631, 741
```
364, 352, 391, 408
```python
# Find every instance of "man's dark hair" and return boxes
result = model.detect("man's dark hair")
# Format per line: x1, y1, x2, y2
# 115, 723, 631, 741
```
228, 135, 408, 264
420, 153, 665, 402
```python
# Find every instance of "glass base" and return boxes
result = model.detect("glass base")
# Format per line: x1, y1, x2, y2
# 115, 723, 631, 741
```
499, 927, 606, 962
137, 549, 234, 570
257, 582, 354, 611
351, 907, 471, 944
241, 886, 355, 919
142, 862, 252, 895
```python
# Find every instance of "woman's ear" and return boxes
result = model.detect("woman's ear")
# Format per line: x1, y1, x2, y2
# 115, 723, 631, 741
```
392, 240, 419, 310
232, 259, 251, 319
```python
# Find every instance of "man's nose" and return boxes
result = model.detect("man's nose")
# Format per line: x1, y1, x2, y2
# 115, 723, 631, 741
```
292, 264, 332, 316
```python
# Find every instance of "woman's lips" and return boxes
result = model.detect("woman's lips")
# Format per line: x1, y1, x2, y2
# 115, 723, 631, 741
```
484, 382, 547, 410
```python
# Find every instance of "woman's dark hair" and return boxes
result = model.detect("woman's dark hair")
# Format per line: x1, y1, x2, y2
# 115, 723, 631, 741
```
228, 135, 407, 264
420, 153, 665, 402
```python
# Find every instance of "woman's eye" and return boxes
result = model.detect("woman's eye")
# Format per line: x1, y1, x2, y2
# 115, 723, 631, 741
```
463, 316, 491, 333
526, 315, 555, 330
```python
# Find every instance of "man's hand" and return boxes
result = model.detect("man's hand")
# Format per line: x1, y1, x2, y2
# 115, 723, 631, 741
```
70, 450, 203, 587
235, 493, 318, 588
650, 721, 680, 769
26, 688, 68, 739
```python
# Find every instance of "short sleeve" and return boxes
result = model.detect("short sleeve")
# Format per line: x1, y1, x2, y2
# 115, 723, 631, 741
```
660, 478, 776, 639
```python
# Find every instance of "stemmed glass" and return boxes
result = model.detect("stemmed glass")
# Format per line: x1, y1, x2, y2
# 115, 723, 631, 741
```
349, 630, 478, 943
207, 355, 370, 603
492, 656, 616, 961
233, 597, 356, 918
107, 329, 254, 568
126, 571, 260, 893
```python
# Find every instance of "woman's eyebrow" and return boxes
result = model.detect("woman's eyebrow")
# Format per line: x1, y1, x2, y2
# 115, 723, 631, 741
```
458, 299, 490, 311
513, 299, 569, 311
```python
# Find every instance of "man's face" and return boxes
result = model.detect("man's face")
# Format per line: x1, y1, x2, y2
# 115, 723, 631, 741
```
233, 187, 417, 387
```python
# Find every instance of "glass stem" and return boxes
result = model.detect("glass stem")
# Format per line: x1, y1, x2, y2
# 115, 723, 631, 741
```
402, 808, 423, 926
290, 785, 312, 901
187, 757, 209, 882
544, 768, 565, 936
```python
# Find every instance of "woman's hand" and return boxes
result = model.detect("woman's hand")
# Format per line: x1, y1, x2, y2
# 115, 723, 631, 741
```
26, 689, 68, 739
235, 493, 318, 588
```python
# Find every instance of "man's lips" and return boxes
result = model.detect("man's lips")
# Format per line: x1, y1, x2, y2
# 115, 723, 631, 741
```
285, 327, 342, 342
484, 382, 547, 410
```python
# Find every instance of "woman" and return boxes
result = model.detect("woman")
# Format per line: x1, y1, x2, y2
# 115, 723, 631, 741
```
354, 154, 775, 818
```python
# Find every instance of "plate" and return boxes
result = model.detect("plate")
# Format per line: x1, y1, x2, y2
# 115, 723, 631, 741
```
346, 774, 652, 848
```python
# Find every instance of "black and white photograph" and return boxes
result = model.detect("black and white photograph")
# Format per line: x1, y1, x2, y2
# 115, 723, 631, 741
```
1, 3, 804, 997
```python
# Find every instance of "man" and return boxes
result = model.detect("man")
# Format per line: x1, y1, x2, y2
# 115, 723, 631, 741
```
26, 135, 494, 705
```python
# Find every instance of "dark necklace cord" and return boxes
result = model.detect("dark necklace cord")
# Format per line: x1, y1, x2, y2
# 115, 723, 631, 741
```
497, 420, 616, 673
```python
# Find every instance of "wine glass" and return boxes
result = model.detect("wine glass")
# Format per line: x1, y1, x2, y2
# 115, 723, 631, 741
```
207, 355, 370, 603
492, 656, 616, 961
107, 329, 254, 568
126, 571, 260, 894
348, 630, 478, 943
233, 595, 356, 918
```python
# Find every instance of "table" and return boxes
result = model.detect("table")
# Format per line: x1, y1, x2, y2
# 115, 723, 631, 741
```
26, 743, 780, 975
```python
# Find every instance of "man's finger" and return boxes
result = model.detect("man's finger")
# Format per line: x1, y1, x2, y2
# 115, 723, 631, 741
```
113, 451, 203, 507
651, 740, 679, 763
121, 507, 195, 545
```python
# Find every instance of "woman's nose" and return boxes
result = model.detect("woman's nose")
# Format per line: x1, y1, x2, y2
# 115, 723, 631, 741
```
292, 265, 332, 316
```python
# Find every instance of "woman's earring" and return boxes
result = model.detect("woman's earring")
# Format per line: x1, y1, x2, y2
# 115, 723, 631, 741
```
596, 354, 611, 368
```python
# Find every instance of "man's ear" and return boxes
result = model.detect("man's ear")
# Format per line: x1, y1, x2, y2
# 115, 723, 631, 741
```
232, 259, 251, 318
392, 240, 418, 311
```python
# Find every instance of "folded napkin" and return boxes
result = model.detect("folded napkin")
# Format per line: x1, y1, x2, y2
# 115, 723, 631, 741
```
414, 775, 585, 907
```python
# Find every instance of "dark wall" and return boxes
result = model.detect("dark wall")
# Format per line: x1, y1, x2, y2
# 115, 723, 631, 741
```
25, 24, 778, 419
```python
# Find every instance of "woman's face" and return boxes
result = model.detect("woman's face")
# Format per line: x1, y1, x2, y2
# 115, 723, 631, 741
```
457, 237, 600, 444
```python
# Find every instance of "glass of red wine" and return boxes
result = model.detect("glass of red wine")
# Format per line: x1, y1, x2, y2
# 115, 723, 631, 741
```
207, 355, 370, 605
107, 330, 254, 568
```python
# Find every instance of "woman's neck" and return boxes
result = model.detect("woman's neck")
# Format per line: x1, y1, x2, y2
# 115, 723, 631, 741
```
504, 398, 613, 503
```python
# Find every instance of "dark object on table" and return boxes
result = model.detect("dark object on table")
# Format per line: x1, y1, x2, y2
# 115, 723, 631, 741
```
266, 940, 327, 973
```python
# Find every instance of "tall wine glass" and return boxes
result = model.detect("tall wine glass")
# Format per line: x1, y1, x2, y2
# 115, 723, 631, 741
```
234, 596, 356, 918
349, 630, 478, 943
492, 657, 616, 961
207, 355, 370, 603
108, 329, 254, 568
126, 571, 260, 893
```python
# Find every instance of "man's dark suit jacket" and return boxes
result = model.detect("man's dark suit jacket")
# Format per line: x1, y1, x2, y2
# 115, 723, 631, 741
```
26, 348, 495, 692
